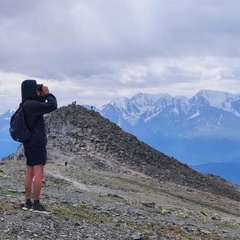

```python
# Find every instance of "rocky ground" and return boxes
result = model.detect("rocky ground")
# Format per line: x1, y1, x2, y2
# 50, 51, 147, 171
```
1, 159, 240, 240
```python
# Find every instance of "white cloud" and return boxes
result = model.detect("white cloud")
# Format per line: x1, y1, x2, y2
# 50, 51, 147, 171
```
0, 0, 240, 113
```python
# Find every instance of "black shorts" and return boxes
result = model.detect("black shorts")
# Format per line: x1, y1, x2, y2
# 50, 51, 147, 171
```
24, 146, 47, 166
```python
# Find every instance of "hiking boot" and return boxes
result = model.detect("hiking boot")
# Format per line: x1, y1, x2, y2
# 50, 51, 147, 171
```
31, 203, 51, 214
22, 201, 32, 211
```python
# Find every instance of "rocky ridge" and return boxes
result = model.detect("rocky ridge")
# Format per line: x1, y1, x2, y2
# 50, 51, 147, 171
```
44, 103, 240, 201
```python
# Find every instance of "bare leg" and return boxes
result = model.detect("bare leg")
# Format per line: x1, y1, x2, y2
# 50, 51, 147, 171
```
25, 166, 34, 200
33, 165, 44, 201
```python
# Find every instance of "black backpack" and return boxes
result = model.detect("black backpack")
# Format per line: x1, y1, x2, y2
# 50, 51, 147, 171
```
9, 103, 31, 143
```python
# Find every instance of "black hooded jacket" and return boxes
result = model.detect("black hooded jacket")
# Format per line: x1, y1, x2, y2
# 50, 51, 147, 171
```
21, 80, 57, 147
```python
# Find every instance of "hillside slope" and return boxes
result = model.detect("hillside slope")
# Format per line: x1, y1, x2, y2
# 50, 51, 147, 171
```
41, 103, 240, 201
2, 103, 240, 239
1, 158, 240, 239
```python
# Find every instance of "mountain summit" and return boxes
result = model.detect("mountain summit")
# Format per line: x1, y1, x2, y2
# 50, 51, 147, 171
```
100, 90, 240, 138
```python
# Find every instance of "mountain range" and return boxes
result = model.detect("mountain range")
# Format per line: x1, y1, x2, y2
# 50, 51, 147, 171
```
94, 90, 240, 184
96, 90, 240, 161
1, 89, 240, 184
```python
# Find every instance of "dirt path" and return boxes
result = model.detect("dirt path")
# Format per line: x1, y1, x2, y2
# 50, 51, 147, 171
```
45, 169, 89, 191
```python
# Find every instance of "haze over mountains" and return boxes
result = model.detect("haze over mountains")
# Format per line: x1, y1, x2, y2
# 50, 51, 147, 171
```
1, 89, 240, 184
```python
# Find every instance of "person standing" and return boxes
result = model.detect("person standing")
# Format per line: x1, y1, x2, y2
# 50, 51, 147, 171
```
21, 80, 57, 213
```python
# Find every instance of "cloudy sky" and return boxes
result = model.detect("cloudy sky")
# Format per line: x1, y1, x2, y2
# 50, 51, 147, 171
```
0, 0, 240, 113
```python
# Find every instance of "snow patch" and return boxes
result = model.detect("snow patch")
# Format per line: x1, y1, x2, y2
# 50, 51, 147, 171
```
188, 111, 200, 119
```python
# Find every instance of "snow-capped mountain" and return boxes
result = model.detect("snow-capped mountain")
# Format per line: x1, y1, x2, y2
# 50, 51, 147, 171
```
101, 93, 173, 128
99, 90, 240, 165
0, 109, 19, 159
0, 108, 16, 133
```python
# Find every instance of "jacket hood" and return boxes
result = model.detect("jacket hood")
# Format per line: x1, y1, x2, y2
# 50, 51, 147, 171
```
21, 79, 43, 102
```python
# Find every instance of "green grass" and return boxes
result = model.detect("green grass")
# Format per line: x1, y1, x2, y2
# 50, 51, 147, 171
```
53, 204, 111, 223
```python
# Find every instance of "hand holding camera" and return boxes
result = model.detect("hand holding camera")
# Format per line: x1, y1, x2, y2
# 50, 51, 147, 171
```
41, 86, 49, 95
37, 84, 49, 96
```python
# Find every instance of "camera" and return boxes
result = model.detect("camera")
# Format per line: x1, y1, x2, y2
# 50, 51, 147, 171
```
37, 84, 43, 91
